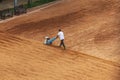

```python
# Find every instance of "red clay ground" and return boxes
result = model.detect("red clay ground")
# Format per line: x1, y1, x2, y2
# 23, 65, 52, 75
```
0, 0, 120, 80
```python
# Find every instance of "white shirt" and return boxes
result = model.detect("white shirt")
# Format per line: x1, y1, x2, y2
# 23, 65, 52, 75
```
58, 31, 64, 40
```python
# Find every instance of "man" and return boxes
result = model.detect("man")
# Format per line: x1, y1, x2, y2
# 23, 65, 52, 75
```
56, 29, 66, 49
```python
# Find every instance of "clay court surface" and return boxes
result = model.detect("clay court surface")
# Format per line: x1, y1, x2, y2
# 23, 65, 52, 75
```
0, 0, 120, 80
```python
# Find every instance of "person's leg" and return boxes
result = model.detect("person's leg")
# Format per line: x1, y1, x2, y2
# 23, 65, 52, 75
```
59, 40, 62, 47
60, 40, 66, 49
62, 40, 66, 49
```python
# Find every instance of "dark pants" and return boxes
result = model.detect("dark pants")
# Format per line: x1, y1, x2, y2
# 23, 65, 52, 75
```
60, 39, 66, 49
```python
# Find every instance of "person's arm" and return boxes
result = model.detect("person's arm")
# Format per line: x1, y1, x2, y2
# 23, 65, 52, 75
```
56, 32, 59, 39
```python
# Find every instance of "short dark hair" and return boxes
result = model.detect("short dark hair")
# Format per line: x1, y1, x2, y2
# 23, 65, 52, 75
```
59, 29, 61, 31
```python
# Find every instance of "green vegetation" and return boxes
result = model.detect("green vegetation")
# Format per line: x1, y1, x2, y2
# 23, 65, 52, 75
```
27, 0, 56, 8
0, 0, 56, 19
